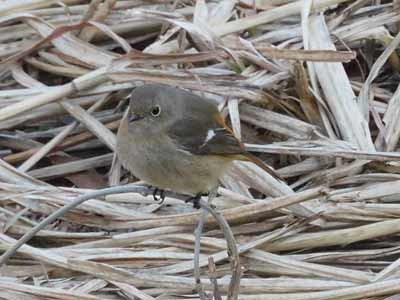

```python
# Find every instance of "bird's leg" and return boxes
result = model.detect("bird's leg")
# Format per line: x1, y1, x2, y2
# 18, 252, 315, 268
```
151, 187, 158, 200
185, 193, 204, 209
158, 190, 166, 204
152, 187, 166, 204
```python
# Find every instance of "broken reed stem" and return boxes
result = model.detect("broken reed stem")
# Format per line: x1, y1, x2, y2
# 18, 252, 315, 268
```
3, 120, 120, 165
0, 185, 182, 266
0, 66, 109, 123
194, 188, 218, 300
0, 184, 241, 300
208, 257, 222, 300
195, 209, 209, 300
18, 94, 110, 172
198, 198, 241, 300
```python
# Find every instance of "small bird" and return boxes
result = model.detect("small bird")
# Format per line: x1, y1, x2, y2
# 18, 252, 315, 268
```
116, 84, 280, 205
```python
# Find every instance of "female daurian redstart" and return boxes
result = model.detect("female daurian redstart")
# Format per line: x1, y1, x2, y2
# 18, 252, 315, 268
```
116, 84, 280, 203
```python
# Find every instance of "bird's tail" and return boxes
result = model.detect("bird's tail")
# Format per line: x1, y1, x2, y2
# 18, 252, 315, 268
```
242, 153, 283, 182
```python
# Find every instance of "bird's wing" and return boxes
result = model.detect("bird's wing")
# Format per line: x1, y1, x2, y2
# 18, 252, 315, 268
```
167, 108, 282, 181
167, 103, 283, 181
167, 112, 245, 156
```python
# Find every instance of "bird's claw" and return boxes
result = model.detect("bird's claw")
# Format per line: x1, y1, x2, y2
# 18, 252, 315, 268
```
185, 193, 203, 209
152, 187, 166, 204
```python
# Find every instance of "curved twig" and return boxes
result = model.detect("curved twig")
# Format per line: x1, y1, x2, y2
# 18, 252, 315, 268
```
194, 188, 218, 300
0, 184, 242, 300
0, 185, 185, 266
198, 198, 241, 300
194, 209, 209, 300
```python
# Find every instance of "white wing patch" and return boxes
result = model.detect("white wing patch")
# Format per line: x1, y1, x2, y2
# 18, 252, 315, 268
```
200, 128, 228, 148
206, 129, 216, 142
200, 129, 216, 148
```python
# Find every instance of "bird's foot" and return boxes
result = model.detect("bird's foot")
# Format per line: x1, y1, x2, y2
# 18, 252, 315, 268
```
152, 187, 166, 204
185, 193, 204, 209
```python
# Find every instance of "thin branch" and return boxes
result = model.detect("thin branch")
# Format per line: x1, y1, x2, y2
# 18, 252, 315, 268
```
0, 185, 186, 266
208, 257, 222, 300
198, 198, 241, 300
194, 187, 218, 300
194, 208, 209, 300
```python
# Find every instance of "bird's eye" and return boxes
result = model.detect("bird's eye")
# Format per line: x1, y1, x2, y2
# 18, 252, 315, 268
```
151, 105, 161, 117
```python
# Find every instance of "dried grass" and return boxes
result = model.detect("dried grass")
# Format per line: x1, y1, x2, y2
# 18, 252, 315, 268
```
0, 0, 399, 299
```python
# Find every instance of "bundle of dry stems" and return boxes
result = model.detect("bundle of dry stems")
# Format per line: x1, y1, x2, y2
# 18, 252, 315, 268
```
0, 0, 400, 299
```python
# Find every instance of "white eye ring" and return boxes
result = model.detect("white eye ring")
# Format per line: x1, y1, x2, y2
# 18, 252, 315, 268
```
151, 105, 161, 117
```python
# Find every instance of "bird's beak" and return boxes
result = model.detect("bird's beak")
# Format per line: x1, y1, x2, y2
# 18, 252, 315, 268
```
129, 113, 144, 123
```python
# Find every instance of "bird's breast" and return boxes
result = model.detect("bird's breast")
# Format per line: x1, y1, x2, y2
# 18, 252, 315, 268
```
116, 121, 232, 195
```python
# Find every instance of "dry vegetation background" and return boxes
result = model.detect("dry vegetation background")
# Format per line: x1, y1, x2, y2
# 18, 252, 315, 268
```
0, 0, 400, 299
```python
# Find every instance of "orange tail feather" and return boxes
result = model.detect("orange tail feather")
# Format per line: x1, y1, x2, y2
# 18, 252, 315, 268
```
242, 153, 283, 182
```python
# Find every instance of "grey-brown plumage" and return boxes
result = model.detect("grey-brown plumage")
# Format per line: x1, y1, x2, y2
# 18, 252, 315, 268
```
116, 84, 280, 196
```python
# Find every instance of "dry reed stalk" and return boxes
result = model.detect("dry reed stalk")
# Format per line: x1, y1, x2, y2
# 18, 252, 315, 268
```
0, 1, 399, 299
